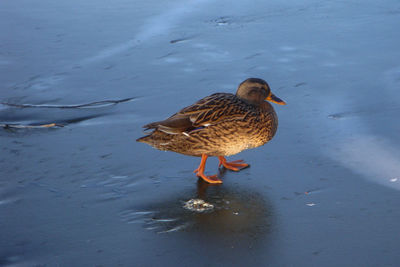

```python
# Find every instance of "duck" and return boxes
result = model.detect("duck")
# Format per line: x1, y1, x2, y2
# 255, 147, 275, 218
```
137, 78, 286, 184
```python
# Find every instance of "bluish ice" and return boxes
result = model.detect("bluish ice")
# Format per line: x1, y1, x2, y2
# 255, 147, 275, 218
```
1, 0, 400, 266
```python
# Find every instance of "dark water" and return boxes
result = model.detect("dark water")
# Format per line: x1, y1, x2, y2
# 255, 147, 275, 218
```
1, 0, 400, 266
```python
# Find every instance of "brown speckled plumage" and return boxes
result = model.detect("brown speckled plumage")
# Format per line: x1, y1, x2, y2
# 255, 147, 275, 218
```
137, 78, 285, 184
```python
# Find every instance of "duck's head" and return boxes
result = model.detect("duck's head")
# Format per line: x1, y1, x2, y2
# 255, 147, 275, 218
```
236, 78, 286, 105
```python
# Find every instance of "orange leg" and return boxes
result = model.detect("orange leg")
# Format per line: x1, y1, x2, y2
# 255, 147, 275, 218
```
193, 154, 222, 184
218, 156, 249, 171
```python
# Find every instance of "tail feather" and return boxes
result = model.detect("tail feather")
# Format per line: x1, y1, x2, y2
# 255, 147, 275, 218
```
136, 134, 151, 143
137, 117, 185, 144
137, 121, 161, 143
143, 121, 162, 131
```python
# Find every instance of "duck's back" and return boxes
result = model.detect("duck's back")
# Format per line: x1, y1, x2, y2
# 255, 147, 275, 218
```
137, 93, 279, 157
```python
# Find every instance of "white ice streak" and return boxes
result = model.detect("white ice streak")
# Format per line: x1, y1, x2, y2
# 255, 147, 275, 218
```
322, 67, 400, 191
332, 135, 400, 190
80, 39, 138, 65
157, 223, 189, 234
81, 0, 211, 65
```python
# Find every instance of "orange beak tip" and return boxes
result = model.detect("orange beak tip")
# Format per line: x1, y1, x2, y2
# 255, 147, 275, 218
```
267, 94, 286, 105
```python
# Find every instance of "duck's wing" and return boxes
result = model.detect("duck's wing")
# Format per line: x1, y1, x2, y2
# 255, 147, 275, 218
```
179, 93, 249, 126
143, 93, 249, 134
142, 113, 193, 134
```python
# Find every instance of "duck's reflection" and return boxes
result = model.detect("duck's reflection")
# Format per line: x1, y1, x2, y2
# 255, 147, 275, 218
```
128, 178, 273, 247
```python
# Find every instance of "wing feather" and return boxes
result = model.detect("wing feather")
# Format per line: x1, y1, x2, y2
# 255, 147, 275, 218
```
143, 93, 252, 134
178, 93, 249, 127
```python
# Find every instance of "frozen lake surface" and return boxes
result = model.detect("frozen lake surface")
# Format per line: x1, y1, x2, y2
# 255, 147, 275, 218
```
1, 0, 400, 266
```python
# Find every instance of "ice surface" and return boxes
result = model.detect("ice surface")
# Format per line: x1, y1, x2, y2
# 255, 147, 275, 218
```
1, 0, 400, 266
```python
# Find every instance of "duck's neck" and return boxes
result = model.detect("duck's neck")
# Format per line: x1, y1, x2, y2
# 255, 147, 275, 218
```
259, 101, 274, 112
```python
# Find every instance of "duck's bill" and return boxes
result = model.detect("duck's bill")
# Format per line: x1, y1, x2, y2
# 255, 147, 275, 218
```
266, 94, 286, 105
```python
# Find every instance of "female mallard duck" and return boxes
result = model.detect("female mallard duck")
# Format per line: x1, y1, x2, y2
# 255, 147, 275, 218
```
137, 78, 286, 184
